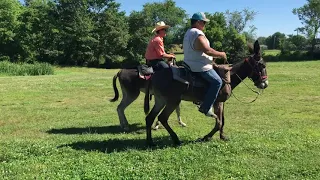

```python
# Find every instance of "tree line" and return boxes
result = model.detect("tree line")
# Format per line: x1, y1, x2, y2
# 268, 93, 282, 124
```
257, 0, 320, 59
0, 0, 259, 67
1, 0, 318, 68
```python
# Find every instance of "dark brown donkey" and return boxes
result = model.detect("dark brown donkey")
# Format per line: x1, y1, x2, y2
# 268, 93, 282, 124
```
110, 62, 187, 131
144, 40, 269, 146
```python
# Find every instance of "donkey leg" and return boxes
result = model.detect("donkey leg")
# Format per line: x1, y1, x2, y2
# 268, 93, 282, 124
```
158, 99, 182, 146
146, 98, 166, 147
176, 103, 187, 127
200, 103, 223, 142
219, 103, 229, 141
153, 102, 186, 130
117, 87, 139, 131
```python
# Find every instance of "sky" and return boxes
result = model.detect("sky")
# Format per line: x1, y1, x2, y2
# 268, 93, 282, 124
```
115, 0, 307, 37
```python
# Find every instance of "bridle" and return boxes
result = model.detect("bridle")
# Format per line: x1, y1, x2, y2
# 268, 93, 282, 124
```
227, 55, 268, 104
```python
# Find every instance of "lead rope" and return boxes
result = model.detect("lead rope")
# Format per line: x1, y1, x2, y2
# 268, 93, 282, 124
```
225, 58, 262, 104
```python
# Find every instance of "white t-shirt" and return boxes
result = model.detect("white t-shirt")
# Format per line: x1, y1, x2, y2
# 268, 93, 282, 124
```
183, 28, 213, 72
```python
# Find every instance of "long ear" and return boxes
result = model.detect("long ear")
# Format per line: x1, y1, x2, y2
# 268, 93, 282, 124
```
254, 40, 260, 55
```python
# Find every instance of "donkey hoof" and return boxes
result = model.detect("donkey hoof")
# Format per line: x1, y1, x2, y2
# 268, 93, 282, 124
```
220, 135, 229, 141
196, 136, 212, 142
179, 122, 187, 127
152, 125, 160, 130
173, 140, 182, 147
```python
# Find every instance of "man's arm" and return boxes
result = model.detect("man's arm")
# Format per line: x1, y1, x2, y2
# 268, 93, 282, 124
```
194, 35, 226, 61
154, 39, 175, 59
194, 35, 231, 70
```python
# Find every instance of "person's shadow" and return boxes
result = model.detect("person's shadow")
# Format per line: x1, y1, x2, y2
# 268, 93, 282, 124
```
46, 123, 144, 135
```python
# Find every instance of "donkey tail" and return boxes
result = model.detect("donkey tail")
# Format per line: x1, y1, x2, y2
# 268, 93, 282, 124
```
110, 71, 120, 102
144, 80, 151, 115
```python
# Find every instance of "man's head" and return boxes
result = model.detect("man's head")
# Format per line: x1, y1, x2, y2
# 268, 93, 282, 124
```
152, 21, 170, 37
191, 12, 210, 31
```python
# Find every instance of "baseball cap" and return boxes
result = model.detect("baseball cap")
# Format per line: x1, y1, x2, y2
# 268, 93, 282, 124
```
191, 12, 210, 22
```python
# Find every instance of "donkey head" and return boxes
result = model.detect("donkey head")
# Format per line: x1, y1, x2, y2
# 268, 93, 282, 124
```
246, 40, 268, 89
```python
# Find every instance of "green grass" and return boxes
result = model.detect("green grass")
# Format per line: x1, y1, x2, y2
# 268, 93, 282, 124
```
0, 61, 54, 76
263, 49, 281, 56
1, 61, 320, 179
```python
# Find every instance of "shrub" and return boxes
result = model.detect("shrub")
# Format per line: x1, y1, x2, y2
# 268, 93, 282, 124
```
0, 61, 54, 76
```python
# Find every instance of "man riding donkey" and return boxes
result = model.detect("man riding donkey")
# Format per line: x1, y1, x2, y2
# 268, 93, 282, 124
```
144, 21, 185, 129
109, 21, 186, 131
145, 21, 176, 70
183, 12, 232, 118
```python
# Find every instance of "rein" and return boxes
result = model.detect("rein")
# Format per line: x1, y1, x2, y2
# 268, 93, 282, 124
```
226, 58, 262, 104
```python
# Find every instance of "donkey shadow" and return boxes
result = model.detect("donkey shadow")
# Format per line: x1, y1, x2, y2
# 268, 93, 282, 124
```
46, 123, 144, 135
59, 136, 184, 153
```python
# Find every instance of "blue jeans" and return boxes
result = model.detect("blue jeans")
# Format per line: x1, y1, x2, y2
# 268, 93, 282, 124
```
146, 59, 169, 71
199, 69, 223, 113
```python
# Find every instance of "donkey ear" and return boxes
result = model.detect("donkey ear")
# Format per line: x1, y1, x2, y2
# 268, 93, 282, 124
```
254, 40, 260, 54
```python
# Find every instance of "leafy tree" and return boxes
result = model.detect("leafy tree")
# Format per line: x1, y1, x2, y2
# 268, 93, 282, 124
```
287, 34, 307, 50
16, 0, 60, 63
225, 8, 257, 33
223, 9, 257, 61
265, 32, 286, 49
243, 25, 257, 44
257, 36, 267, 45
293, 0, 320, 54
91, 0, 130, 67
204, 12, 227, 51
53, 0, 98, 66
0, 0, 22, 61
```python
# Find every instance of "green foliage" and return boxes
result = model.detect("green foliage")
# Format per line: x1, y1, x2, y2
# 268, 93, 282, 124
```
0, 0, 23, 60
204, 12, 227, 51
262, 50, 311, 62
91, 1, 130, 68
0, 0, 267, 67
293, 0, 320, 53
0, 61, 54, 76
225, 9, 257, 33
265, 32, 286, 49
257, 36, 267, 45
203, 9, 255, 63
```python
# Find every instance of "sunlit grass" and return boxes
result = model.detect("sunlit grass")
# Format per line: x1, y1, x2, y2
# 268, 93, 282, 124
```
0, 61, 319, 179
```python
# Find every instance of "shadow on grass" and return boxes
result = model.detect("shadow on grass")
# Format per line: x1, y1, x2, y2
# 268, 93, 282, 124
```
46, 123, 144, 135
59, 136, 186, 153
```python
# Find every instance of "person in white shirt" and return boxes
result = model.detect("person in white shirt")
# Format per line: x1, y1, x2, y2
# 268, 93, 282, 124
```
183, 12, 231, 118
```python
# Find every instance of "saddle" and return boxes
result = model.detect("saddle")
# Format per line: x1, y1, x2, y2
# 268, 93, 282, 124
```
171, 62, 231, 102
137, 64, 154, 80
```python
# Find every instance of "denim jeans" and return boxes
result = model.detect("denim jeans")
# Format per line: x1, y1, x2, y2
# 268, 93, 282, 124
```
146, 59, 169, 71
199, 69, 223, 113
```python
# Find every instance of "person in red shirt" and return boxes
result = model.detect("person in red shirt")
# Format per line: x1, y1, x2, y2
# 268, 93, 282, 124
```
145, 21, 175, 70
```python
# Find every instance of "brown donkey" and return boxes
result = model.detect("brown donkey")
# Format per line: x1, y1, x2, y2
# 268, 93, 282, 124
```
110, 63, 186, 131
144, 40, 269, 146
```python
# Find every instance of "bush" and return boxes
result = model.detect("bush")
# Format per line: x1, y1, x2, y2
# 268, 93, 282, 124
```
0, 61, 54, 76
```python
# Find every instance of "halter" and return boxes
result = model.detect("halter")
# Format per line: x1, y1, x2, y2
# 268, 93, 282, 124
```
226, 56, 267, 104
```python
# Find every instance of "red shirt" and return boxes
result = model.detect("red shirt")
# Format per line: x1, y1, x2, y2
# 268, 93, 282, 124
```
145, 35, 165, 60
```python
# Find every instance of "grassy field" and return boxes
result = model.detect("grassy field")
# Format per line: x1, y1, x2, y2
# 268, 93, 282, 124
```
263, 49, 281, 56
1, 61, 320, 179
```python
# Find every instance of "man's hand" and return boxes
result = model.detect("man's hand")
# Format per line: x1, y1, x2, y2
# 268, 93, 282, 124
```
220, 52, 227, 61
217, 65, 232, 71
163, 53, 175, 59
169, 53, 175, 58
